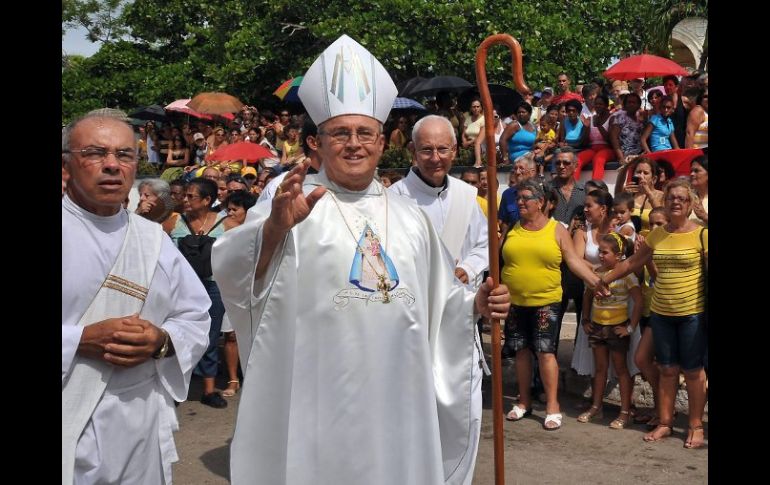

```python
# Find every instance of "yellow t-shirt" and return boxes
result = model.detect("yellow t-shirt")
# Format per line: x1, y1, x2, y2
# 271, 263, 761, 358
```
535, 128, 556, 144
464, 115, 485, 141
592, 270, 638, 324
282, 140, 300, 160
501, 218, 562, 306
645, 226, 708, 316
476, 194, 501, 219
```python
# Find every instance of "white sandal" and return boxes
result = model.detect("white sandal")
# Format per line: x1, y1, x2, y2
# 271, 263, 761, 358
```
543, 412, 563, 431
505, 405, 532, 421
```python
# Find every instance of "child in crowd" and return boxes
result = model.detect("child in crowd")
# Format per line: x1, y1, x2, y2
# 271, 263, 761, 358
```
612, 192, 637, 243
632, 207, 668, 426
578, 233, 641, 430
533, 116, 557, 177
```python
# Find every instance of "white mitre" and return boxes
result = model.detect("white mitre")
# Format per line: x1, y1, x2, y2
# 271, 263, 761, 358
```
298, 34, 397, 125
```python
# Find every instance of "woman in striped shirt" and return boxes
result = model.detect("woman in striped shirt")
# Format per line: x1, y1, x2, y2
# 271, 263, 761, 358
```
597, 178, 707, 449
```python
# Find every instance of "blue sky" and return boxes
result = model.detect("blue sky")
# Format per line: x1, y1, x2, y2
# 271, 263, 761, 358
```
63, 27, 102, 57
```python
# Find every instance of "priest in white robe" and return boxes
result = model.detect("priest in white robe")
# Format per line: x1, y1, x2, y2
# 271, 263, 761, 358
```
388, 114, 489, 485
212, 35, 510, 485
62, 111, 211, 485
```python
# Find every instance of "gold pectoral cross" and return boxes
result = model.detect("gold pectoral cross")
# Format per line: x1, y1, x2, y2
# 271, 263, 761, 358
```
377, 274, 391, 303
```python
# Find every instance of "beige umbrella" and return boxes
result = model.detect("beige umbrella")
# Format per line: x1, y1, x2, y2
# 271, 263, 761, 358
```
187, 92, 244, 115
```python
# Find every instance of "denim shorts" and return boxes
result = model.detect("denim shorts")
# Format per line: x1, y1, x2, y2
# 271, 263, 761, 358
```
649, 312, 706, 371
504, 302, 561, 354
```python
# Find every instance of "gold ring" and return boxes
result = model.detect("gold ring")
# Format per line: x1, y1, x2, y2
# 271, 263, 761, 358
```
276, 185, 284, 196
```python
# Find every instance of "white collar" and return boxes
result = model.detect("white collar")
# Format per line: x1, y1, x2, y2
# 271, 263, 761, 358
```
405, 167, 449, 197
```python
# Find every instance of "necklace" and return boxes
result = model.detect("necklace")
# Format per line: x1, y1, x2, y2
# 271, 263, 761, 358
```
327, 185, 391, 303
193, 212, 213, 235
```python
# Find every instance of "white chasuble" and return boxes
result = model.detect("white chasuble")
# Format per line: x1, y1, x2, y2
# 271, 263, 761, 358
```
213, 171, 478, 485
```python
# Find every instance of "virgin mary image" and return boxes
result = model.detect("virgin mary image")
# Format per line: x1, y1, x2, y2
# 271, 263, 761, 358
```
349, 224, 399, 292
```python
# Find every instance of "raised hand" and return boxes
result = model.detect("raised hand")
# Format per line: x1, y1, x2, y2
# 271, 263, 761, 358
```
266, 161, 327, 235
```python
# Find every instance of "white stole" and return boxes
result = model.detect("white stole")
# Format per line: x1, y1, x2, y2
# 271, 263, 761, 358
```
61, 213, 163, 485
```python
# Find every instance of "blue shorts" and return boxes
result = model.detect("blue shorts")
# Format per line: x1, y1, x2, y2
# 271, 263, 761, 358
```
650, 312, 706, 371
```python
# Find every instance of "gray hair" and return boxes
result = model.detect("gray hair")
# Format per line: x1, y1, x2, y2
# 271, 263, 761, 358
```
411, 115, 457, 146
513, 152, 536, 169
517, 179, 546, 200
137, 178, 174, 222
62, 108, 134, 161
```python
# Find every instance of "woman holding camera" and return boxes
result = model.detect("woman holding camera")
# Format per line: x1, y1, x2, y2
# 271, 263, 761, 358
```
614, 157, 664, 233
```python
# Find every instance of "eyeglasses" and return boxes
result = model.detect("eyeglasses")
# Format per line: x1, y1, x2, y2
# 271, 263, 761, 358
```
666, 195, 691, 203
554, 160, 573, 167
516, 194, 540, 202
416, 146, 454, 158
227, 189, 247, 194
63, 147, 137, 165
319, 129, 380, 144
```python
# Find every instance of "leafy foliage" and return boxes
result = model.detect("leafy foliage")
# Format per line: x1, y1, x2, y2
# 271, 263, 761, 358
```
62, 0, 703, 123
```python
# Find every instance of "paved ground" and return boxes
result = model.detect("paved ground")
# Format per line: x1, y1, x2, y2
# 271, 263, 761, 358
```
171, 315, 707, 484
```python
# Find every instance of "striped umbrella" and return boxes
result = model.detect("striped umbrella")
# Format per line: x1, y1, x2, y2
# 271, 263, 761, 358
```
392, 97, 426, 110
273, 76, 304, 103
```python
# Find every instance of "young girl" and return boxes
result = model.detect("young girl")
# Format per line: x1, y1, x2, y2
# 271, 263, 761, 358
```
578, 233, 641, 429
612, 192, 637, 242
632, 207, 668, 426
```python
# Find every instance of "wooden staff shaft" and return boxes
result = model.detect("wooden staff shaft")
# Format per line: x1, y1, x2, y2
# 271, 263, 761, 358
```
474, 33, 531, 485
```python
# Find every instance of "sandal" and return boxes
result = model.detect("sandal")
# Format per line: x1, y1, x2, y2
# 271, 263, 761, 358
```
684, 425, 705, 449
646, 410, 676, 430
609, 410, 631, 430
577, 405, 603, 423
643, 423, 673, 442
222, 379, 240, 398
506, 404, 532, 421
543, 413, 563, 431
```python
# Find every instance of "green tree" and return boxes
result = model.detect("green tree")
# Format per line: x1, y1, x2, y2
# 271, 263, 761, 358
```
62, 0, 131, 43
63, 0, 672, 122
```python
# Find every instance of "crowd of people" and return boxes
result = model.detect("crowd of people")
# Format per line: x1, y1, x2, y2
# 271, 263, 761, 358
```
62, 33, 707, 484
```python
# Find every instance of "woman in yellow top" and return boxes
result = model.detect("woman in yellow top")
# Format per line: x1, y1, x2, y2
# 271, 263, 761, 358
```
614, 157, 664, 232
502, 179, 603, 431
280, 124, 301, 166
388, 116, 409, 149
598, 178, 707, 449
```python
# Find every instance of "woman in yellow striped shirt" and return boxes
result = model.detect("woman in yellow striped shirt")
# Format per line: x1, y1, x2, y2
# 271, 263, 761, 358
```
598, 178, 707, 449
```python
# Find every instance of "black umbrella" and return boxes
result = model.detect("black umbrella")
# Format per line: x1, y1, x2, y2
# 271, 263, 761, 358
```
458, 84, 524, 118
396, 76, 427, 97
128, 104, 169, 122
407, 76, 473, 98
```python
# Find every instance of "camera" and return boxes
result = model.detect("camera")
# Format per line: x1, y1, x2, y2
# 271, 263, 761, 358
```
631, 175, 640, 185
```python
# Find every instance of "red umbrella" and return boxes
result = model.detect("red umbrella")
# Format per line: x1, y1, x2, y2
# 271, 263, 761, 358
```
603, 54, 689, 81
208, 141, 275, 162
